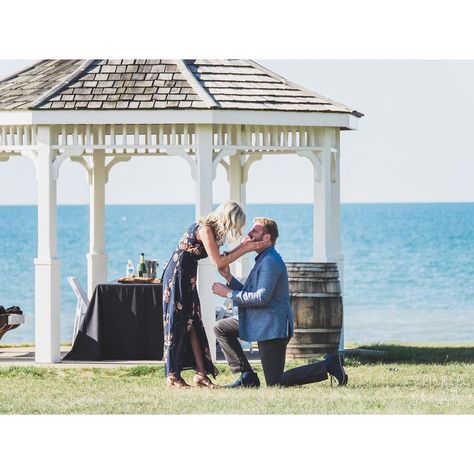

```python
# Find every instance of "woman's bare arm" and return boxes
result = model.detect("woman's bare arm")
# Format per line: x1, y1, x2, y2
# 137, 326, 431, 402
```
198, 226, 265, 268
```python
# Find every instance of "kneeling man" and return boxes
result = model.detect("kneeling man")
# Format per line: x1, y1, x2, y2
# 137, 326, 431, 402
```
212, 217, 347, 388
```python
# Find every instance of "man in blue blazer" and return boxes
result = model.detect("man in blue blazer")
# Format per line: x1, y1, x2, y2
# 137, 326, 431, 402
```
212, 217, 347, 388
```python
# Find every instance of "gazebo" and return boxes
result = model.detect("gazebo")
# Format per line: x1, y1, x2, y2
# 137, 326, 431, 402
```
0, 59, 362, 363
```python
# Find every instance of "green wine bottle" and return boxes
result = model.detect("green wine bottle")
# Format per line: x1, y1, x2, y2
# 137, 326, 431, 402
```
139, 252, 148, 277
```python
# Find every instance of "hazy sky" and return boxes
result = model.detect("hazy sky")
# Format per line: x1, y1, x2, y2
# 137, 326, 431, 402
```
0, 60, 473, 204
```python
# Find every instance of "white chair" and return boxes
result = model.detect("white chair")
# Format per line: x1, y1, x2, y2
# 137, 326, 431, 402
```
68, 276, 89, 343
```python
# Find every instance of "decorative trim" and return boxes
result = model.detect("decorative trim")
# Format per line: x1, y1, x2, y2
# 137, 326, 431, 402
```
164, 146, 197, 181
19, 149, 39, 181
219, 158, 230, 180
297, 150, 322, 182
52, 147, 85, 181
242, 153, 263, 184
70, 156, 92, 184
212, 148, 237, 180
104, 155, 132, 183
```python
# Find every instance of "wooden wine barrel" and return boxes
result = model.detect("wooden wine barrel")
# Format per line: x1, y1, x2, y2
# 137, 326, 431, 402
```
286, 262, 343, 358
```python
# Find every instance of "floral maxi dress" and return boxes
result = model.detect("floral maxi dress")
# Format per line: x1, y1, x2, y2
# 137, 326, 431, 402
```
162, 223, 218, 378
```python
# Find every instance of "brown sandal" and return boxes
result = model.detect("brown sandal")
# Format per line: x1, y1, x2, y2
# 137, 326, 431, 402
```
167, 374, 192, 389
194, 372, 219, 389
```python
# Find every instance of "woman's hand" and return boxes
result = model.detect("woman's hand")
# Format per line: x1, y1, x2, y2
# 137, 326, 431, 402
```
243, 239, 269, 253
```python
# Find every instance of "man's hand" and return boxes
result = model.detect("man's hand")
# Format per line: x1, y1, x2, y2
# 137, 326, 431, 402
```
218, 264, 232, 281
212, 282, 230, 298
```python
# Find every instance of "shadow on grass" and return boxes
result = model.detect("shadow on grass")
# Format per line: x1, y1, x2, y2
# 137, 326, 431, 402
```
344, 344, 474, 365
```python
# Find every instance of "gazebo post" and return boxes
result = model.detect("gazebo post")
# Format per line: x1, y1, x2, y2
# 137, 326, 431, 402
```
331, 129, 343, 283
314, 127, 345, 352
313, 127, 334, 262
87, 147, 107, 298
313, 127, 346, 352
228, 151, 249, 278
195, 124, 217, 360
34, 126, 61, 363
332, 129, 345, 352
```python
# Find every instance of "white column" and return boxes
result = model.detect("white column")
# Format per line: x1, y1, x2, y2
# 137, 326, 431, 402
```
332, 129, 345, 352
87, 148, 107, 297
331, 129, 343, 289
313, 127, 334, 262
34, 126, 61, 363
195, 124, 217, 361
228, 152, 250, 278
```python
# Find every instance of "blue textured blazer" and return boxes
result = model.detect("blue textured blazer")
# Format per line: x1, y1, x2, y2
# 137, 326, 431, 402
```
228, 246, 294, 342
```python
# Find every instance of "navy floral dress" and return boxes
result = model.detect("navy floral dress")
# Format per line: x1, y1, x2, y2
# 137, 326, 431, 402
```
162, 223, 218, 378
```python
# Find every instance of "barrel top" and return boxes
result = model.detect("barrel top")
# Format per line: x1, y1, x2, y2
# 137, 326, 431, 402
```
285, 262, 339, 276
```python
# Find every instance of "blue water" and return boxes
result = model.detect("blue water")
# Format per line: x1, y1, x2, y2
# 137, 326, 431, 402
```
0, 203, 473, 345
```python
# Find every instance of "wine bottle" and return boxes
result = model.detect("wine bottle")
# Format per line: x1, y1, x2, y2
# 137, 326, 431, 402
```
139, 252, 148, 277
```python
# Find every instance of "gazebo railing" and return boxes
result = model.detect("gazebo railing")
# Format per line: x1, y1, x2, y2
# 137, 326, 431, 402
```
0, 123, 337, 156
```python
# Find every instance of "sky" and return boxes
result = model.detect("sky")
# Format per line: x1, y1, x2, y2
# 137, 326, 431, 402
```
1, 59, 473, 205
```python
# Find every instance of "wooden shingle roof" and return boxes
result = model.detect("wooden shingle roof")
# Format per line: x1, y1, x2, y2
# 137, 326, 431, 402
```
0, 59, 362, 116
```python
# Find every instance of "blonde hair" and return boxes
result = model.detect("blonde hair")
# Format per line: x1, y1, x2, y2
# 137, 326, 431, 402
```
197, 201, 246, 246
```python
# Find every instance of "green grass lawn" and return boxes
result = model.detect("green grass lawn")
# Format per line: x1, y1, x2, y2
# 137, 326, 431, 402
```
0, 344, 473, 414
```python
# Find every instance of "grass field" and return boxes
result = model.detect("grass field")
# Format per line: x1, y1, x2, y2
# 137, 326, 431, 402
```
0, 343, 472, 414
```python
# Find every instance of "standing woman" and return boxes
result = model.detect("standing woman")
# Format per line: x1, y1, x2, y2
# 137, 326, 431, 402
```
162, 201, 266, 389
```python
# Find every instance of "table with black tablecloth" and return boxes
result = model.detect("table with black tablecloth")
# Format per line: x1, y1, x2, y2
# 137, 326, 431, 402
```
64, 281, 163, 361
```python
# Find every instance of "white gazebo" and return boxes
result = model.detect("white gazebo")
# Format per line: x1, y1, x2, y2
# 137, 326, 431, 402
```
0, 59, 362, 363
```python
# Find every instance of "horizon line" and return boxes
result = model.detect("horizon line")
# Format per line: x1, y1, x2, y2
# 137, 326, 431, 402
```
1, 201, 474, 206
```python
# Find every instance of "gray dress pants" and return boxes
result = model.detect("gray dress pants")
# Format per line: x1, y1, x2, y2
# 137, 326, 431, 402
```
214, 317, 328, 387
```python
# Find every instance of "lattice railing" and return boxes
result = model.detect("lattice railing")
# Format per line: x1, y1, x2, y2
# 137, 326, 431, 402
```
0, 123, 336, 156
0, 125, 38, 150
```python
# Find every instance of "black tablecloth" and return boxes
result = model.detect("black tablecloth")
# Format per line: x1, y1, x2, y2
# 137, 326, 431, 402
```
64, 282, 163, 361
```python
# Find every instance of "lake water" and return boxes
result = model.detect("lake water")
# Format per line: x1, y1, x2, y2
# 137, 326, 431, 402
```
0, 203, 473, 345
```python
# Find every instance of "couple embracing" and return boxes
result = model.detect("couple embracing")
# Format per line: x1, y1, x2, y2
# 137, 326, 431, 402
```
162, 201, 347, 389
